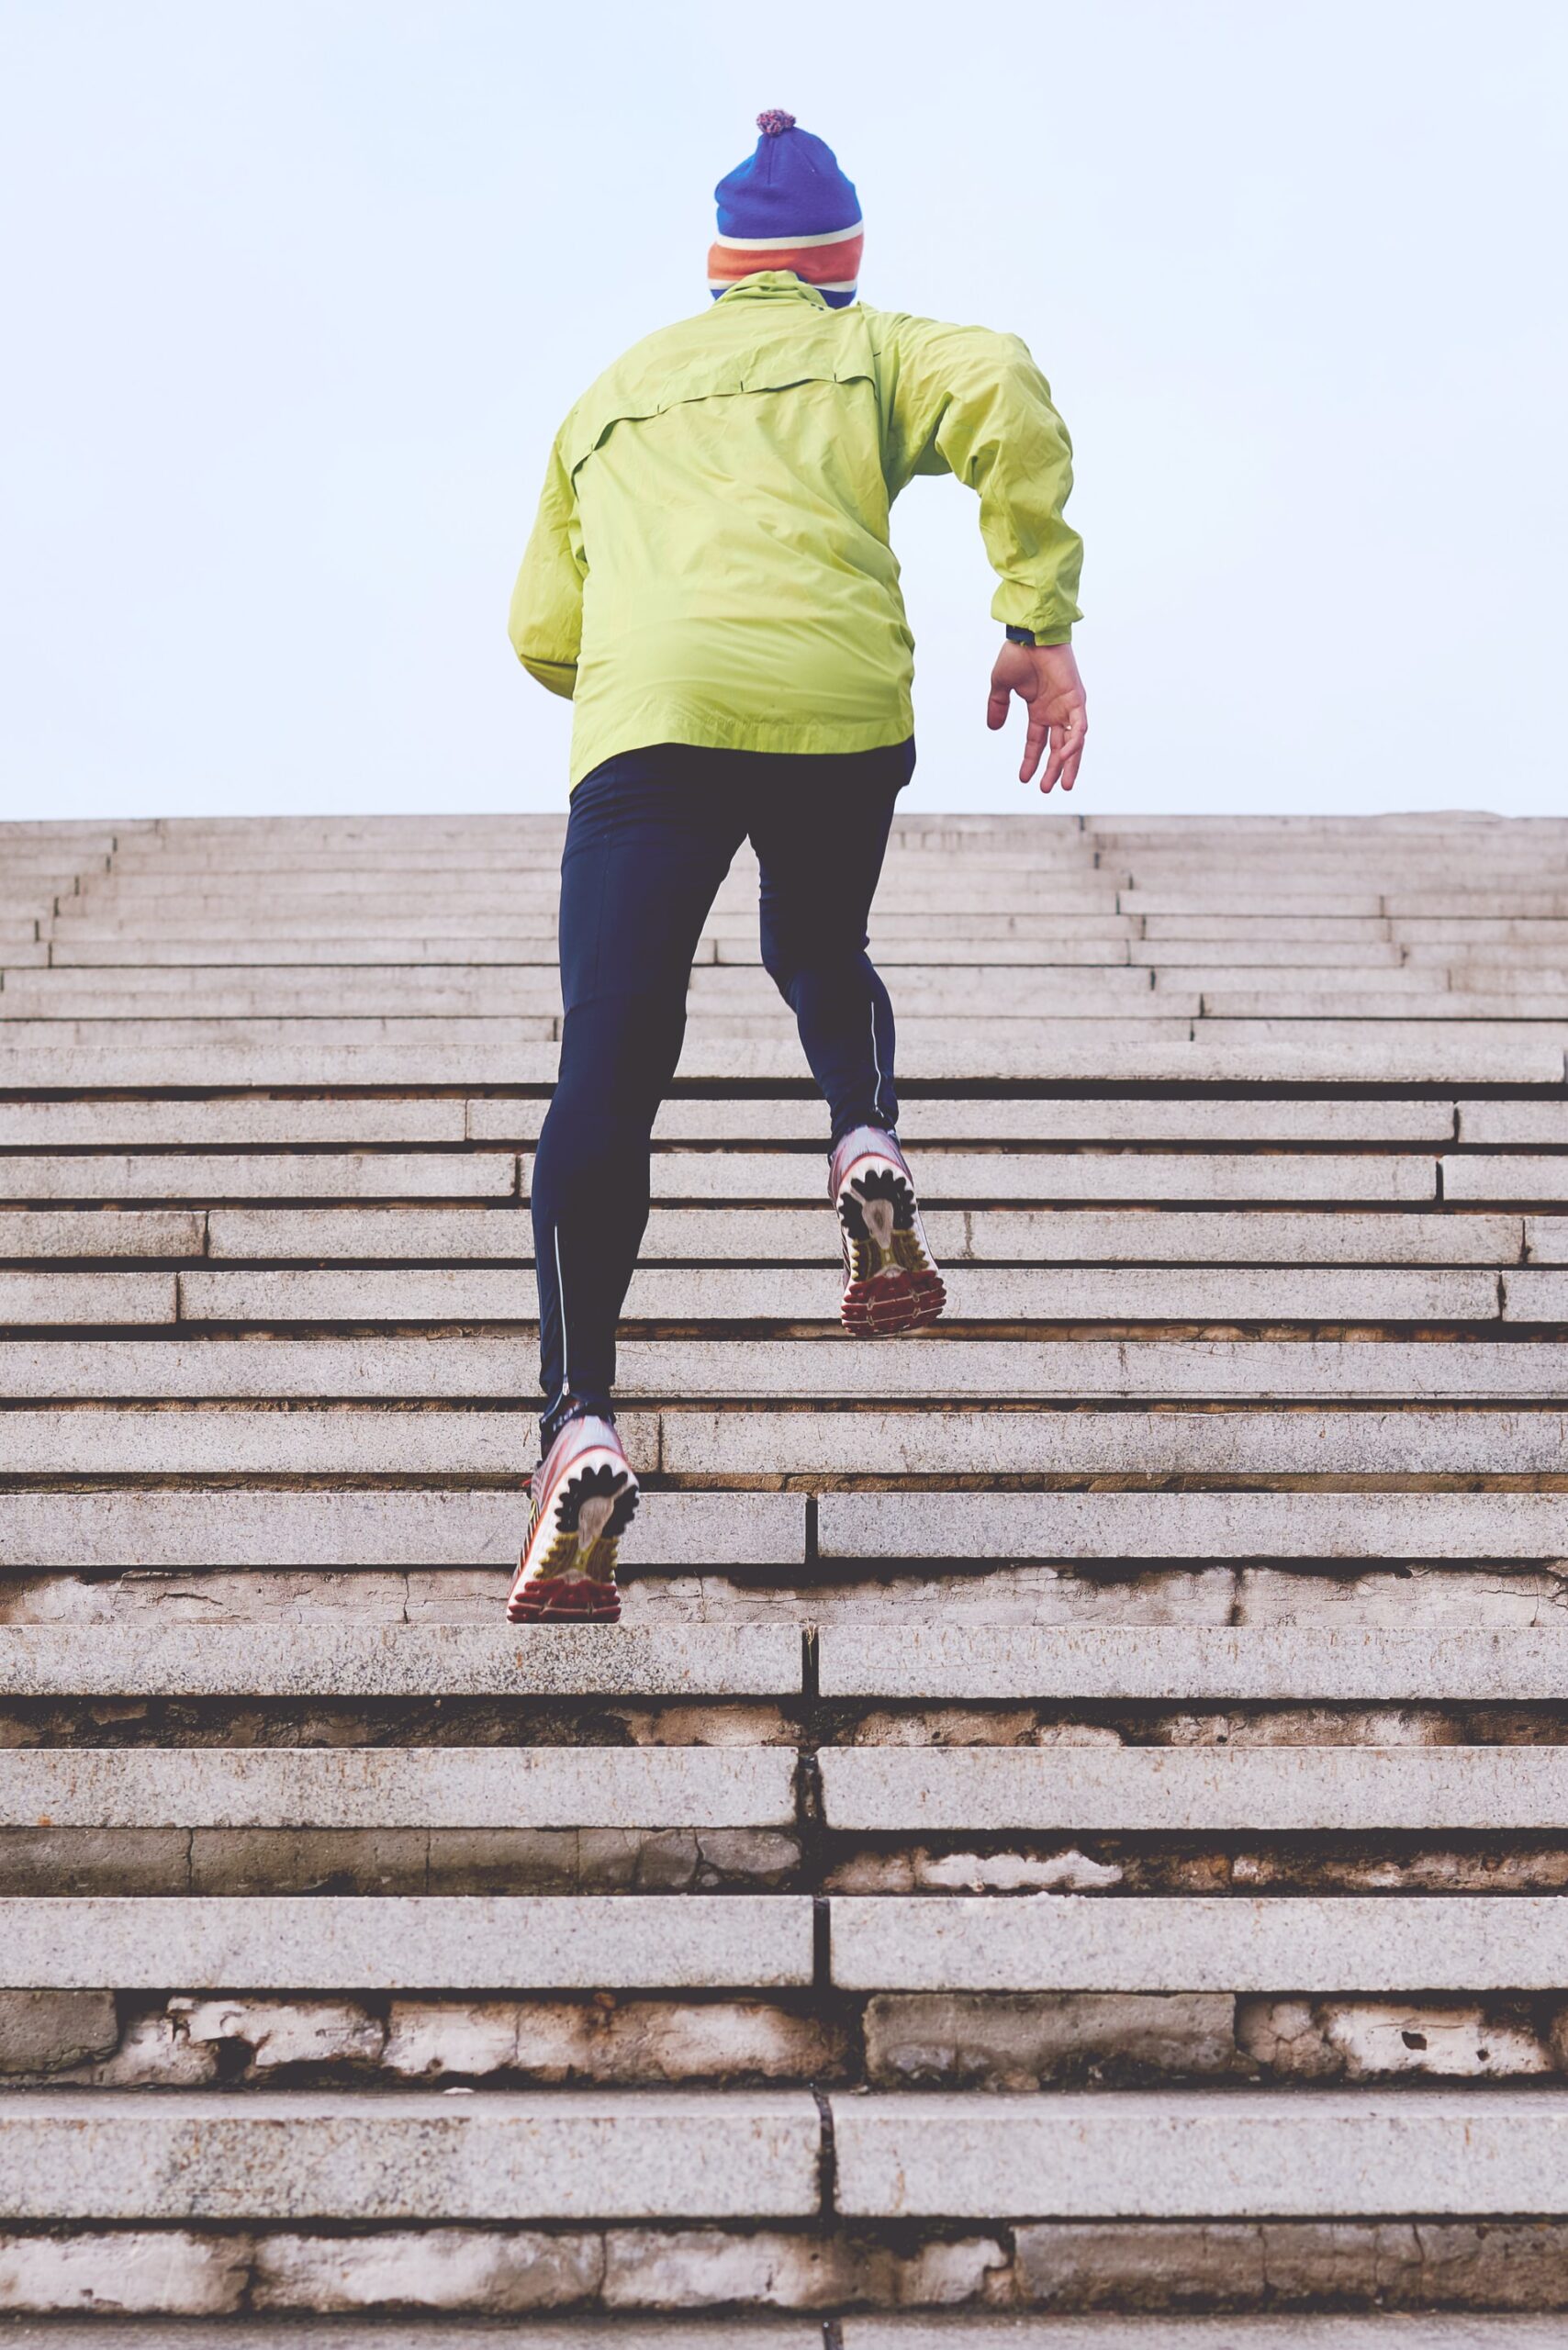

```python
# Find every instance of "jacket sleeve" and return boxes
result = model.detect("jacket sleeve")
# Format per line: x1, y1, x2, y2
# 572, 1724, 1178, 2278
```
871, 310, 1082, 643
507, 437, 585, 699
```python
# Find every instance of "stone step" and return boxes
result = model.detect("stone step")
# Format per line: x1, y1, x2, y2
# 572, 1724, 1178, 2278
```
6, 1338, 1558, 1401
1204, 993, 1568, 1022
0, 2088, 821, 2221
0, 2325, 823, 2349
0, 1749, 799, 1830
172, 1264, 1504, 1323
0, 1151, 1456, 1205
1459, 1101, 1568, 1142
0, 1896, 813, 1990
0, 1270, 175, 1323
378, 1155, 1443, 1207
0, 1211, 205, 1258
188, 1208, 1524, 1265
1446, 1158, 1568, 1201
817, 1747, 1568, 1832
6, 1404, 1564, 1480
832, 2087, 1568, 2220
816, 1490, 1568, 1560
0, 1489, 802, 1568
829, 1894, 1568, 1991
0, 1154, 517, 1200
814, 1623, 1568, 1699
0, 1622, 802, 1695
7, 2087, 1559, 2229
0, 1891, 1554, 1998
846, 2327, 1568, 2348
1506, 1270, 1568, 1316
7, 1621, 1559, 1700
1, 1038, 1558, 1084
0, 1095, 1464, 1147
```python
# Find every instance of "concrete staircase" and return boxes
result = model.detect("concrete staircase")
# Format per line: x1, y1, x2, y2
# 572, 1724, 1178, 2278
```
2, 808, 1568, 2342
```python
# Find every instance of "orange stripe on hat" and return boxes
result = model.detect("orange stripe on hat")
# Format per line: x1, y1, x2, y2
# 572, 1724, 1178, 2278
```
706, 231, 864, 285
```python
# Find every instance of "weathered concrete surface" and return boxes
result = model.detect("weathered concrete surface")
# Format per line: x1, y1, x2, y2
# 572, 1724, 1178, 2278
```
0, 1490, 803, 1569
5, 1336, 1562, 1399
0, 1622, 802, 1696
0, 1749, 798, 1830
0, 1897, 813, 1990
829, 1896, 1568, 1992
815, 1625, 1568, 1701
0, 2089, 822, 2220
832, 2088, 1568, 2219
816, 1491, 1568, 1561
818, 1748, 1568, 1833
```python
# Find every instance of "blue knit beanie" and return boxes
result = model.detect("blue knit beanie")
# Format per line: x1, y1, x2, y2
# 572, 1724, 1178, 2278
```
709, 111, 863, 308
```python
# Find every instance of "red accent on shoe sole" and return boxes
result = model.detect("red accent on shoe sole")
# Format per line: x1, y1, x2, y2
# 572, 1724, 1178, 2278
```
841, 1268, 946, 1338
508, 1579, 622, 1624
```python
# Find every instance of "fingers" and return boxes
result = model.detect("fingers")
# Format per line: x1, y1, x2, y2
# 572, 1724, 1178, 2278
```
1040, 709, 1087, 795
1019, 703, 1049, 784
986, 684, 1010, 733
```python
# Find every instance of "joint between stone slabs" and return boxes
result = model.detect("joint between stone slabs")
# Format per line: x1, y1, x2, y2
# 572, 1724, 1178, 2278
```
812, 2082, 837, 2220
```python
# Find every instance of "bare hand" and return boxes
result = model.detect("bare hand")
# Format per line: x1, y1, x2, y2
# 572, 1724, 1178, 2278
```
986, 640, 1088, 792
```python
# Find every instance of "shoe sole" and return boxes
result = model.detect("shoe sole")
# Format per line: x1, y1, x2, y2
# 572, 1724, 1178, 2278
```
842, 1264, 946, 1337
836, 1158, 946, 1340
508, 1453, 639, 1625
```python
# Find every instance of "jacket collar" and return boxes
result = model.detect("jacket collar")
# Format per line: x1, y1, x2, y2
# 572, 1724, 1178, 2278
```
712, 270, 835, 311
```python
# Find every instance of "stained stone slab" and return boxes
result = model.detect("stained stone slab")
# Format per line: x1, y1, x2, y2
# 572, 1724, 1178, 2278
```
0, 1271, 175, 1324
2, 1039, 1558, 1087
6, 1337, 1563, 1402
1505, 1269, 1568, 1317
465, 1097, 1462, 1146
1459, 1100, 1568, 1143
0, 2088, 821, 2221
0, 1490, 801, 1569
0, 1211, 204, 1258
197, 1206, 1523, 1269
623, 1153, 1440, 1204
830, 1893, 1568, 1992
0, 1153, 517, 1201
831, 2087, 1568, 2219
0, 1620, 803, 1696
0, 1747, 798, 1830
174, 1265, 1499, 1324
0, 1894, 813, 1990
818, 1746, 1568, 1833
847, 2324, 1568, 2347
662, 1408, 1568, 1477
814, 1623, 1568, 1701
816, 1490, 1568, 1561
1448, 1158, 1568, 1203
0, 1406, 578, 1478
1525, 1217, 1568, 1261
0, 1100, 470, 1146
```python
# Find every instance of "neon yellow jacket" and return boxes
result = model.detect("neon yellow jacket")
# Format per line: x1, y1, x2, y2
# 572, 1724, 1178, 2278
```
509, 272, 1082, 788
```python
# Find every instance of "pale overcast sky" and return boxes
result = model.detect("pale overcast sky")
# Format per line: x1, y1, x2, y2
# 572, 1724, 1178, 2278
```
1, 0, 1563, 822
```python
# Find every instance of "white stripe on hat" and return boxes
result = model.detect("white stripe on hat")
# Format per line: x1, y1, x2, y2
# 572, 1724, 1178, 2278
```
711, 219, 864, 251
710, 276, 860, 294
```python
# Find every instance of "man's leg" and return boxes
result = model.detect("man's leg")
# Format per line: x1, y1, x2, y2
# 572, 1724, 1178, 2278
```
531, 747, 745, 1429
747, 739, 944, 1337
748, 738, 914, 1139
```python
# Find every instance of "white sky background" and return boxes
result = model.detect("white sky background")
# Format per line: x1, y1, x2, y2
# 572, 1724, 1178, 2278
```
1, 0, 1563, 822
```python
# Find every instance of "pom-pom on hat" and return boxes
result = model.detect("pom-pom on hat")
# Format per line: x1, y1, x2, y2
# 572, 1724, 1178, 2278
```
710, 112, 863, 308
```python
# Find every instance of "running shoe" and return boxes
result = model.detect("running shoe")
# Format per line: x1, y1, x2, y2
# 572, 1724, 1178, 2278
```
830, 1125, 946, 1338
507, 1411, 639, 1624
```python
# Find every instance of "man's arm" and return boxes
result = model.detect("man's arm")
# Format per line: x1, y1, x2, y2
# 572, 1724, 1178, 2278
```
871, 310, 1087, 790
508, 440, 585, 699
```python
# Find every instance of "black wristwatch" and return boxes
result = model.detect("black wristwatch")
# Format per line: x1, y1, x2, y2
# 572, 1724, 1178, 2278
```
1004, 626, 1037, 646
